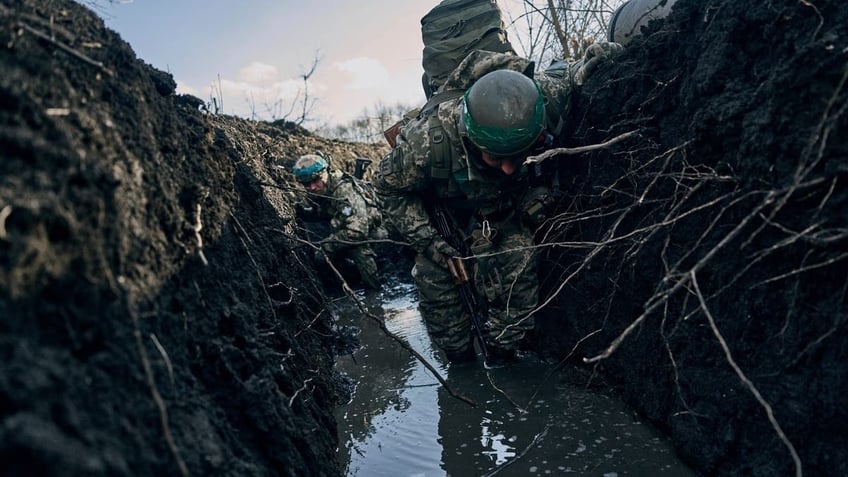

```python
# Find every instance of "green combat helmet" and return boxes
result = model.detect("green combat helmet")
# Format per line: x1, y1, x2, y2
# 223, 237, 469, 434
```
462, 69, 546, 157
293, 154, 328, 184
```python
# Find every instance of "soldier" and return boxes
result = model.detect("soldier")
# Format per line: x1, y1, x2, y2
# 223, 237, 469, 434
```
374, 46, 620, 365
293, 153, 386, 290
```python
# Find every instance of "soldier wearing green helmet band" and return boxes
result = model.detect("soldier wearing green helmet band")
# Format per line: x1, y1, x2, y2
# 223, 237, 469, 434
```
374, 47, 620, 365
462, 69, 547, 157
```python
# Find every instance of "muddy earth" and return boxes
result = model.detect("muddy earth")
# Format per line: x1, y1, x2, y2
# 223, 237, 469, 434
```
1, 0, 845, 476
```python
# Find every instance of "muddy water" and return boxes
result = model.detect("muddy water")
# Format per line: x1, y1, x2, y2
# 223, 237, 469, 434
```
334, 279, 697, 477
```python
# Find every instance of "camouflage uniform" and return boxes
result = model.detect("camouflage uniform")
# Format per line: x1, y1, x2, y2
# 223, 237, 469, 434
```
374, 51, 576, 355
315, 170, 386, 289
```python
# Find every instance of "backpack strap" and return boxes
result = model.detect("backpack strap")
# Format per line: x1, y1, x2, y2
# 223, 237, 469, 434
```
427, 113, 453, 180
547, 109, 564, 136
420, 89, 466, 117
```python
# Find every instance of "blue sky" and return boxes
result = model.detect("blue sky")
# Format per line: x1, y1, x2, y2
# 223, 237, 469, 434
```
94, 0, 485, 127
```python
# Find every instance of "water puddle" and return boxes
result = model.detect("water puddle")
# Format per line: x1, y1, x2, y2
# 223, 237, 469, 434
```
334, 279, 696, 476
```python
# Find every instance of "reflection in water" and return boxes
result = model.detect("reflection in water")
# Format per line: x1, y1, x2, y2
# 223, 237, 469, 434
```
480, 414, 516, 465
334, 281, 697, 477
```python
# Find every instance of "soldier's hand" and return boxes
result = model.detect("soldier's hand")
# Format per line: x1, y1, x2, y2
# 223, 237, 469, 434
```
294, 201, 316, 219
573, 42, 624, 86
423, 238, 461, 264
522, 197, 548, 228
521, 186, 561, 228
318, 237, 335, 254
312, 247, 324, 264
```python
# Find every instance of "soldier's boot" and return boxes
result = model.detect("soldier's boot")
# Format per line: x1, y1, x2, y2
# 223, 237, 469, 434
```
355, 255, 381, 290
516, 330, 538, 357
444, 346, 476, 364
484, 344, 517, 368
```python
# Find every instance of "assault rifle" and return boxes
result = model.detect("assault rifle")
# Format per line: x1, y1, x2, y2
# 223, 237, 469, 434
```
429, 201, 490, 363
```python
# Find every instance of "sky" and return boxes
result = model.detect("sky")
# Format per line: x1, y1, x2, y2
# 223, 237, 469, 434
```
94, 0, 522, 128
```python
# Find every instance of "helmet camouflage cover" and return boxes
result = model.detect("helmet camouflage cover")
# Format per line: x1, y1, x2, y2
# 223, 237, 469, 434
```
293, 154, 328, 183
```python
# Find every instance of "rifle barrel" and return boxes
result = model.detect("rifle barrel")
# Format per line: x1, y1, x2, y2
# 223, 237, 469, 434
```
431, 204, 490, 362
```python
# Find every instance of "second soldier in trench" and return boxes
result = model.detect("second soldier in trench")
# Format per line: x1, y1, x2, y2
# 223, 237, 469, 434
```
293, 153, 387, 290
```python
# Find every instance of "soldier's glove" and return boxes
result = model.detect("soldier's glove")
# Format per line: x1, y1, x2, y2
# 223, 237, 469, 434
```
522, 198, 548, 228
573, 42, 624, 86
294, 201, 318, 220
521, 188, 562, 229
422, 237, 461, 265
370, 224, 389, 241
312, 247, 325, 265
318, 236, 337, 255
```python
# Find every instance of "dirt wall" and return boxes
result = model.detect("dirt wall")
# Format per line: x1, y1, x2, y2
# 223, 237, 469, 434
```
0, 1, 385, 475
536, 1, 848, 476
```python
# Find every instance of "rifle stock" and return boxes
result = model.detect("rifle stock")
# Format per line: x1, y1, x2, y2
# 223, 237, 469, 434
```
430, 202, 490, 362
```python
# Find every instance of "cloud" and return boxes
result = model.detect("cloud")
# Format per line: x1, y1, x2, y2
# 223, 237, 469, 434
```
216, 76, 303, 118
175, 80, 199, 97
238, 62, 279, 85
174, 57, 416, 124
170, 62, 307, 119
333, 57, 391, 90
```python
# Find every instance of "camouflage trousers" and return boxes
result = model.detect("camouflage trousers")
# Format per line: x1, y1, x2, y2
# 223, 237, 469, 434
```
327, 244, 380, 289
412, 221, 538, 353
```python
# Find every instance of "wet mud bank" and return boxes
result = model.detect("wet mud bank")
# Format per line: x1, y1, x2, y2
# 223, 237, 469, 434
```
536, 1, 848, 476
1, 0, 384, 475
1, 0, 845, 476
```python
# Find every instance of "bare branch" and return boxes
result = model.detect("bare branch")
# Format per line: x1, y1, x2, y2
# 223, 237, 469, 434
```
691, 272, 802, 477
524, 130, 639, 164
130, 309, 188, 476
290, 236, 478, 407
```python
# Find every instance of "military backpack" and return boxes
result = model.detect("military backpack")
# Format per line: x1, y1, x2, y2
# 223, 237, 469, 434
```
420, 0, 514, 98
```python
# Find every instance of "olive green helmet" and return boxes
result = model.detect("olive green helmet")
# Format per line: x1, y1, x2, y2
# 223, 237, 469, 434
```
293, 154, 328, 184
462, 69, 546, 156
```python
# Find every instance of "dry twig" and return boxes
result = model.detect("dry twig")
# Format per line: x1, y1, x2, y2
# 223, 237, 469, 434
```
481, 424, 550, 477
149, 333, 175, 388
291, 235, 478, 407
288, 377, 315, 407
230, 212, 276, 321
130, 309, 188, 476
524, 130, 639, 164
691, 272, 802, 477
15, 20, 114, 76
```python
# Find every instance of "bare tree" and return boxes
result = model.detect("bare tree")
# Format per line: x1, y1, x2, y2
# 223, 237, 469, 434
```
318, 101, 414, 144
317, 1, 627, 141
504, 0, 626, 66
295, 53, 321, 125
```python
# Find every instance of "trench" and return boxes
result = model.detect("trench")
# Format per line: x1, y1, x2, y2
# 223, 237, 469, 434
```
332, 277, 697, 476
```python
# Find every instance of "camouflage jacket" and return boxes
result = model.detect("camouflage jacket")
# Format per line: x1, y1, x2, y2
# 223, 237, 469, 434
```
374, 51, 576, 254
318, 170, 383, 248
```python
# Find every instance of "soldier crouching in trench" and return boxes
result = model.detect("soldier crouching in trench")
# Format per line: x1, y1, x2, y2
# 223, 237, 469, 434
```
374, 47, 620, 366
293, 153, 387, 290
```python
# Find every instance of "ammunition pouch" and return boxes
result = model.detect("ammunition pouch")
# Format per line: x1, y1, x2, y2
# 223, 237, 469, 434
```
520, 187, 555, 228
469, 223, 496, 256
469, 221, 497, 277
